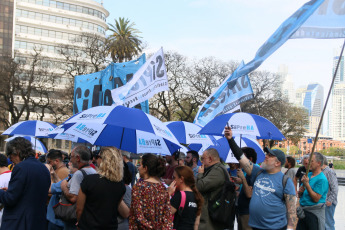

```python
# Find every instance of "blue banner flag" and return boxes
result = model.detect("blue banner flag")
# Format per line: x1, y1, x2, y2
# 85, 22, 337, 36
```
74, 54, 149, 114
236, 0, 324, 78
194, 61, 254, 126
194, 0, 326, 126
292, 0, 345, 39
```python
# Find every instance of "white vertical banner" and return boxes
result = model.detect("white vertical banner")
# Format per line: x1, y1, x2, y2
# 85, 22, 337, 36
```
111, 48, 169, 108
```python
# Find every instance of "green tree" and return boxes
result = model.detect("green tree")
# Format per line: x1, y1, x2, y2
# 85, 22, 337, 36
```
108, 17, 143, 63
320, 147, 345, 156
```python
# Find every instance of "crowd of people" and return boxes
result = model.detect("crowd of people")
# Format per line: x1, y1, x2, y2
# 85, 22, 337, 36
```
0, 127, 339, 230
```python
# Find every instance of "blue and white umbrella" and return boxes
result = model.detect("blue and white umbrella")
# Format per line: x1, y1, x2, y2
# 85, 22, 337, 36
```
199, 113, 285, 140
58, 105, 183, 155
206, 136, 265, 163
165, 121, 216, 145
5, 135, 47, 154
2, 120, 57, 138
48, 125, 88, 143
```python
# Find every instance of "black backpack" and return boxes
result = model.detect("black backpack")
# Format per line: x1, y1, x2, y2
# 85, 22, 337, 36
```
207, 166, 236, 229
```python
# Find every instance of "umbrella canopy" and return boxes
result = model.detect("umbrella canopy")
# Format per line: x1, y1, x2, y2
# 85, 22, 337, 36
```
165, 121, 216, 146
206, 136, 265, 164
5, 135, 47, 154
58, 105, 184, 155
48, 125, 88, 143
2, 120, 57, 138
199, 112, 285, 140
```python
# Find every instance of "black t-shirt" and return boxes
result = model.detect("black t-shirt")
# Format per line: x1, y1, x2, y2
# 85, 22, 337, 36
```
238, 174, 252, 215
171, 191, 197, 230
295, 166, 306, 185
78, 174, 126, 230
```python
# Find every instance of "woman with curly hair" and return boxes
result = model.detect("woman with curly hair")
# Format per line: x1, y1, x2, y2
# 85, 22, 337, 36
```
168, 166, 204, 230
76, 147, 126, 230
129, 153, 173, 229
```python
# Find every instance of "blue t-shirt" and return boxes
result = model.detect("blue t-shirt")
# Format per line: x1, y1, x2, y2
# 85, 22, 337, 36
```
300, 172, 328, 207
248, 165, 296, 229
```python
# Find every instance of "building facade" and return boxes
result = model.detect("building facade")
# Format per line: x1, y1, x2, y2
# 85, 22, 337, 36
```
302, 83, 324, 134
330, 48, 345, 141
0, 0, 109, 151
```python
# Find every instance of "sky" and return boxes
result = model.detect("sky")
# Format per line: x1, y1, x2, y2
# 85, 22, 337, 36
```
101, 0, 344, 96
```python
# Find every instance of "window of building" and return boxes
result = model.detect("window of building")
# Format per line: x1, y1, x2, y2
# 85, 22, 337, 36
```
34, 28, 42, 36
56, 16, 62, 24
64, 3, 70, 11
55, 31, 62, 39
70, 4, 76, 12
43, 0, 49, 6
56, 1, 63, 9
56, 139, 61, 149
42, 29, 48, 37
50, 0, 56, 8
27, 27, 34, 34
63, 17, 69, 25
28, 11, 35, 19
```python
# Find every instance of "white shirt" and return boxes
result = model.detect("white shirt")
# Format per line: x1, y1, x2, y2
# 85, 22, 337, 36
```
0, 170, 12, 227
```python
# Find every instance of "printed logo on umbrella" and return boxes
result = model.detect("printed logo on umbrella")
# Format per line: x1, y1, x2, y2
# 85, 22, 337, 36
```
188, 134, 208, 139
138, 138, 162, 147
230, 125, 255, 131
153, 124, 173, 138
79, 113, 107, 120
38, 128, 54, 132
75, 123, 98, 137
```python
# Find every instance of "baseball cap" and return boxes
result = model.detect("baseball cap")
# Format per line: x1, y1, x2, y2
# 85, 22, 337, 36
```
264, 147, 286, 166
121, 150, 131, 159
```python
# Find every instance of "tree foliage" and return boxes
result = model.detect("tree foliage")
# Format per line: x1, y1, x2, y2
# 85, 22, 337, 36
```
0, 49, 61, 127
320, 147, 345, 156
108, 17, 143, 63
56, 33, 111, 121
149, 52, 237, 121
149, 51, 308, 147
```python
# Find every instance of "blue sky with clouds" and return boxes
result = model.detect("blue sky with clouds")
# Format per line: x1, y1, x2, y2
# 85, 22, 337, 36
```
102, 0, 343, 94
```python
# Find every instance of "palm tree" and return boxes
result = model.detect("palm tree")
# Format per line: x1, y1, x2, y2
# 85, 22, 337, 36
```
108, 17, 143, 63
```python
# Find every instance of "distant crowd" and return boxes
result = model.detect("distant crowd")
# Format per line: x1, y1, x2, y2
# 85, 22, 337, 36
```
0, 127, 339, 230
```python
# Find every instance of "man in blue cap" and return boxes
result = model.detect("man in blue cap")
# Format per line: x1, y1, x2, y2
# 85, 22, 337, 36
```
225, 126, 297, 230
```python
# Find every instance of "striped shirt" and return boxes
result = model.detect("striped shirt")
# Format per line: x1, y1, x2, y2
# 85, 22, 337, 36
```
322, 166, 338, 205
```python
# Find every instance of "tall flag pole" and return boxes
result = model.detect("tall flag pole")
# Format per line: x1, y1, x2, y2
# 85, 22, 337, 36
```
306, 39, 345, 175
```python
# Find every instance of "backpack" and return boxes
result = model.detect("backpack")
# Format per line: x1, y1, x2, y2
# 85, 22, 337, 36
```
207, 166, 236, 229
253, 169, 289, 201
172, 191, 186, 230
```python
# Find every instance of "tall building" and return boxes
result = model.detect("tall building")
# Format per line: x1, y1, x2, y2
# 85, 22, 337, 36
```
278, 64, 296, 103
0, 0, 14, 55
0, 0, 109, 150
330, 48, 345, 140
331, 83, 345, 140
303, 83, 324, 134
295, 86, 307, 107
333, 48, 344, 85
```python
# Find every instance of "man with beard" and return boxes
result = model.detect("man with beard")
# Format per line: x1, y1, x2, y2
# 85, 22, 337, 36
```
162, 151, 178, 185
225, 127, 297, 230
185, 150, 199, 177
46, 149, 69, 180
284, 156, 296, 181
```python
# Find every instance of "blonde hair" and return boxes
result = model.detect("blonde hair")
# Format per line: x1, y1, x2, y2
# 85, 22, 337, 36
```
98, 147, 123, 182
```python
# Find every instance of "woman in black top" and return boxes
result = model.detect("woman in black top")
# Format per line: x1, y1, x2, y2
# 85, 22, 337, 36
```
168, 166, 204, 230
76, 147, 127, 230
